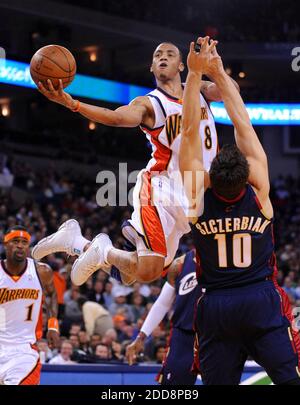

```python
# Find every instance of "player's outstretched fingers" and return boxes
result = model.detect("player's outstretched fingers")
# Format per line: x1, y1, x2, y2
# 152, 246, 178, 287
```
211, 43, 220, 56
127, 350, 135, 366
201, 36, 210, 50
47, 79, 56, 93
208, 40, 218, 52
196, 36, 203, 45
190, 41, 195, 53
58, 79, 64, 95
37, 81, 48, 94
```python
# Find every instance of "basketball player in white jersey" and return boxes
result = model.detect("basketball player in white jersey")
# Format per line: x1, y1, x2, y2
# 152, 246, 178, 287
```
33, 40, 238, 285
0, 226, 60, 385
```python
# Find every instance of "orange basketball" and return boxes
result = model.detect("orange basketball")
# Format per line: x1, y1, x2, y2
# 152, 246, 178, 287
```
30, 45, 76, 90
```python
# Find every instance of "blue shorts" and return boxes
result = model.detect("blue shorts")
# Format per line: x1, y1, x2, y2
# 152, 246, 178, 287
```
157, 327, 197, 385
193, 280, 300, 385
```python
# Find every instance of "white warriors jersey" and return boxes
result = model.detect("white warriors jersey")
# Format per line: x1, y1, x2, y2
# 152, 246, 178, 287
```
0, 258, 43, 345
140, 86, 218, 176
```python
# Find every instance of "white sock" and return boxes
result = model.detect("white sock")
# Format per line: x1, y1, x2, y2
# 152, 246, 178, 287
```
72, 235, 90, 256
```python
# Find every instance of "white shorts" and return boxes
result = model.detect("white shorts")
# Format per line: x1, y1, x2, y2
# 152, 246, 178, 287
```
128, 169, 191, 268
0, 343, 41, 385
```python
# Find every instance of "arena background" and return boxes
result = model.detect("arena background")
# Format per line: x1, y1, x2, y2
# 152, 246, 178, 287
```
0, 0, 299, 386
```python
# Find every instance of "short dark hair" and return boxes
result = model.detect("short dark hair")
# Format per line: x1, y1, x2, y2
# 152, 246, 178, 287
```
5, 225, 28, 235
209, 144, 250, 199
154, 42, 183, 61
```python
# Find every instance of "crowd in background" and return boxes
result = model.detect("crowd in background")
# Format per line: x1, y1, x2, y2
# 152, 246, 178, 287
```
0, 155, 299, 365
61, 0, 299, 42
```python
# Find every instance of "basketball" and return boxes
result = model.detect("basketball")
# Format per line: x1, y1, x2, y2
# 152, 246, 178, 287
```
30, 45, 76, 90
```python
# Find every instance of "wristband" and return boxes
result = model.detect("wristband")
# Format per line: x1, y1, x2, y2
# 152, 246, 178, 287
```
71, 100, 81, 112
48, 317, 59, 332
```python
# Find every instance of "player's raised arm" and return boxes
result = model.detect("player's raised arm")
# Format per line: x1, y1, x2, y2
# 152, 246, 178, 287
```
201, 78, 240, 102
38, 79, 154, 128
179, 38, 215, 215
209, 47, 270, 198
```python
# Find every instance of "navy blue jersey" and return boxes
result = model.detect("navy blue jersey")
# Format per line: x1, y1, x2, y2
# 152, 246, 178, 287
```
191, 185, 275, 290
172, 250, 202, 331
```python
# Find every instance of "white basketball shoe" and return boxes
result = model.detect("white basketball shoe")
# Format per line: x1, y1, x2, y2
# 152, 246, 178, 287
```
31, 219, 82, 260
71, 233, 112, 286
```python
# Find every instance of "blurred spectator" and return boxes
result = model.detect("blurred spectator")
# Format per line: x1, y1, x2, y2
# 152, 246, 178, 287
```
109, 289, 134, 322
95, 344, 112, 361
103, 281, 114, 308
62, 286, 84, 334
144, 326, 167, 360
113, 314, 127, 342
52, 263, 68, 319
101, 328, 118, 346
147, 284, 162, 304
49, 341, 76, 365
82, 300, 114, 337
69, 323, 81, 336
127, 282, 150, 302
69, 334, 80, 350
111, 341, 123, 361
154, 343, 167, 364
78, 330, 90, 352
87, 280, 105, 305
130, 293, 146, 322
89, 334, 102, 354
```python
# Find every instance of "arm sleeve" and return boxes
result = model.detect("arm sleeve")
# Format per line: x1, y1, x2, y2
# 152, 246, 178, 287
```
141, 282, 176, 337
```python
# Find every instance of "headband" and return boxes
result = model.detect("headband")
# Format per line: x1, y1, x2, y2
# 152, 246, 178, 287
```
4, 230, 31, 243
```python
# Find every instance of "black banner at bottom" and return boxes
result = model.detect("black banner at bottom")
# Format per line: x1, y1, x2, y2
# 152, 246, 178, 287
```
0, 385, 291, 403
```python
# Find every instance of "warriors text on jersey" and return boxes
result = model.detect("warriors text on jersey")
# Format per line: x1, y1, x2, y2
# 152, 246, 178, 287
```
141, 87, 218, 176
191, 185, 275, 290
0, 258, 43, 345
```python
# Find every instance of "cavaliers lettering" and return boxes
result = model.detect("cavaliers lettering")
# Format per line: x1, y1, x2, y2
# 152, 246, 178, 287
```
195, 216, 271, 236
0, 288, 40, 304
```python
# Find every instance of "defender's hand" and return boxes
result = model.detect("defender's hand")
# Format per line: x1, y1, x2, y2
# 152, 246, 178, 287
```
204, 43, 225, 80
187, 36, 218, 75
38, 79, 76, 110
125, 338, 145, 366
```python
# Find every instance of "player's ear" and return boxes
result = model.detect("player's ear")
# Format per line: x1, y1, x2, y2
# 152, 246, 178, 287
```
150, 63, 154, 73
179, 62, 185, 73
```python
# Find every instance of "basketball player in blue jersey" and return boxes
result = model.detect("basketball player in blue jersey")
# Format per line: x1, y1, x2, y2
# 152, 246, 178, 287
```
126, 250, 200, 385
33, 42, 238, 286
179, 36, 300, 385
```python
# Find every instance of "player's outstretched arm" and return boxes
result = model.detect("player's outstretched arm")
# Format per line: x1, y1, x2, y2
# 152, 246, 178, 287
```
180, 38, 214, 217
37, 263, 60, 349
38, 79, 154, 128
201, 78, 240, 102
209, 48, 270, 197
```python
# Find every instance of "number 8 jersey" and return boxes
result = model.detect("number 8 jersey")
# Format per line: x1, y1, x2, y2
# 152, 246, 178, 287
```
191, 185, 276, 290
0, 258, 43, 345
141, 87, 218, 176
